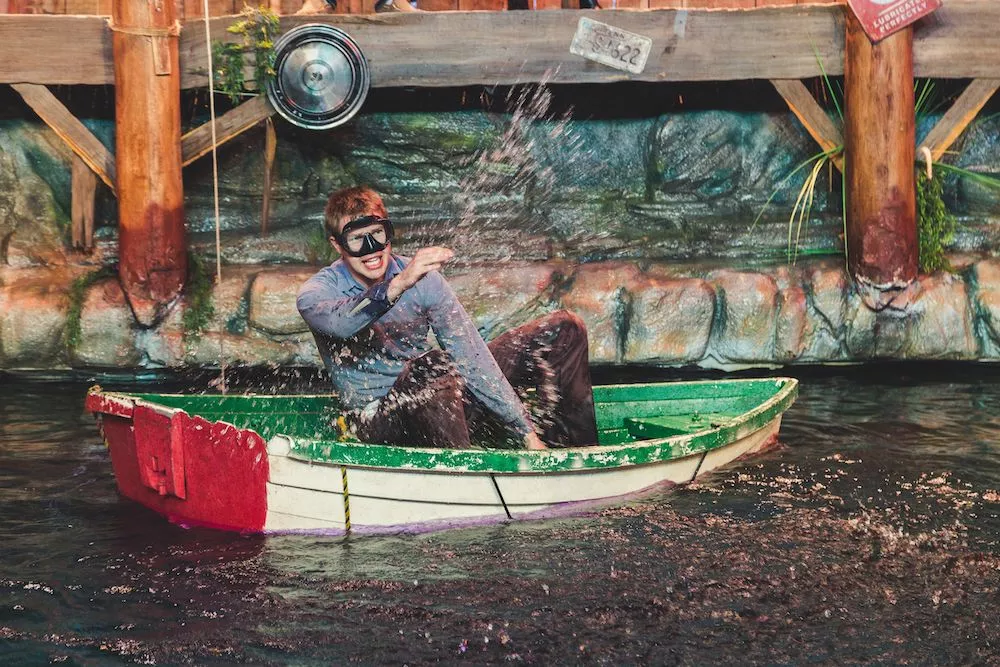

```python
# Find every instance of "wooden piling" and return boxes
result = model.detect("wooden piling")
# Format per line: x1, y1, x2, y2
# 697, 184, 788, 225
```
111, 0, 186, 324
844, 12, 917, 291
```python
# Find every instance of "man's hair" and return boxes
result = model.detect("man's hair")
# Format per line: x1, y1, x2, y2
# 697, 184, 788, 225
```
324, 186, 388, 238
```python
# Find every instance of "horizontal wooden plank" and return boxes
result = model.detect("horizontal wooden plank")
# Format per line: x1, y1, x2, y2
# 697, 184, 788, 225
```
0, 15, 113, 85
912, 0, 1000, 79
178, 7, 847, 87
0, 2, 998, 88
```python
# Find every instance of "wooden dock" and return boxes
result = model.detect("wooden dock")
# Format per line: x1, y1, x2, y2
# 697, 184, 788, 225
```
0, 0, 996, 316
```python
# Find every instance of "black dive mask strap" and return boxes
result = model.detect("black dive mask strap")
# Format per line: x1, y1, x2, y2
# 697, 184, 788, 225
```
336, 215, 395, 257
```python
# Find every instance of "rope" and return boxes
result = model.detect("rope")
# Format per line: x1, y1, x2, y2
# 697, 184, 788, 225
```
202, 0, 226, 393
341, 466, 353, 533
918, 145, 934, 180
106, 19, 182, 38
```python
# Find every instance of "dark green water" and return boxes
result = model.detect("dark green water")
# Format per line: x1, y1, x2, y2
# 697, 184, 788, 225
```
4, 366, 1000, 665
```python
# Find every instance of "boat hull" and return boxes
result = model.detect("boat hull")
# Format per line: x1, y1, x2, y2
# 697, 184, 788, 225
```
263, 414, 782, 534
85, 377, 797, 534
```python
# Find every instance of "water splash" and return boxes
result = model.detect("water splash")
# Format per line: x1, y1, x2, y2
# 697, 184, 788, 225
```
410, 72, 589, 265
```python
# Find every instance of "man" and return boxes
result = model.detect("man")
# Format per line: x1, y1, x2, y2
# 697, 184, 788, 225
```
297, 185, 598, 450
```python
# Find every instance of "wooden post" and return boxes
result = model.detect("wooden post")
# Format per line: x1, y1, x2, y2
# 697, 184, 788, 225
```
844, 12, 917, 292
71, 154, 97, 251
111, 0, 186, 324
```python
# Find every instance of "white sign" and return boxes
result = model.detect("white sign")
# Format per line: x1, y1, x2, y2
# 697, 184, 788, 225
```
570, 17, 653, 75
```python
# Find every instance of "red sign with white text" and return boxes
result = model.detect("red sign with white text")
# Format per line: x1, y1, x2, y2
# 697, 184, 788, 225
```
847, 0, 942, 42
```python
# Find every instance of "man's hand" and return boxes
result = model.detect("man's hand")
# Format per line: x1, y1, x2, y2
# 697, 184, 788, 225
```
387, 246, 454, 303
523, 432, 548, 450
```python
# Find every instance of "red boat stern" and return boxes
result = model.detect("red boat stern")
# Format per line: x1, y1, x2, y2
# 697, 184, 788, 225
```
87, 389, 270, 533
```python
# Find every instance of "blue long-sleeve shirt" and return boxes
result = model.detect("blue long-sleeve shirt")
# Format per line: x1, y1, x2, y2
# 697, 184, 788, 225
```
296, 255, 534, 436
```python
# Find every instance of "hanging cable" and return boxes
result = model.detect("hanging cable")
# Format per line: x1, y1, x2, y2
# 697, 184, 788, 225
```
203, 0, 227, 394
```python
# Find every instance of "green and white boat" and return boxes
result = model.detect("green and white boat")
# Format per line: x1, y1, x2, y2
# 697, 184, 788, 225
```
86, 377, 798, 534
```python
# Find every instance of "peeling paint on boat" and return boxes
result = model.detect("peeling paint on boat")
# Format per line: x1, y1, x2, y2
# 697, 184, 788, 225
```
86, 378, 797, 533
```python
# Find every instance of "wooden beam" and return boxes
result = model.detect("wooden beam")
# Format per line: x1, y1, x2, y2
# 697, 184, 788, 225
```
71, 153, 97, 251
920, 78, 1000, 163
844, 14, 916, 288
180, 8, 847, 88
912, 0, 1000, 79
1, 2, 999, 88
770, 78, 844, 171
0, 15, 113, 85
180, 94, 274, 167
112, 0, 186, 323
10, 83, 116, 190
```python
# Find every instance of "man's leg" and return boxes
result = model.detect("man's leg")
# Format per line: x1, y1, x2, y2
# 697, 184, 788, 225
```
487, 310, 598, 446
357, 350, 472, 449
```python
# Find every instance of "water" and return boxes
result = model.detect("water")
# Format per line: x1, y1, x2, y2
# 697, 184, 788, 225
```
4, 366, 1000, 665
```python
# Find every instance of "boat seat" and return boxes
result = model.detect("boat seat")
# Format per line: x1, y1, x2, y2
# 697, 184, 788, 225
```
624, 413, 735, 440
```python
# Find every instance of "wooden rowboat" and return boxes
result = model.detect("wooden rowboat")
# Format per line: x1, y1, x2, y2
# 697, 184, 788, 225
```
85, 377, 798, 534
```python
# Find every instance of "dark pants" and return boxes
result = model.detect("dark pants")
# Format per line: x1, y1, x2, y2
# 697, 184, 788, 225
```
355, 310, 598, 449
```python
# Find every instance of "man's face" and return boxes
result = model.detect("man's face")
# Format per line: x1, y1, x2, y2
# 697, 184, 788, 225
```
331, 216, 392, 286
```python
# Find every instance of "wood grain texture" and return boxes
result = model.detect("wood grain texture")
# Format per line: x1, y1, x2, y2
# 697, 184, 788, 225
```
71, 153, 97, 250
181, 94, 275, 166
10, 83, 116, 189
770, 78, 843, 170
0, 2, 995, 87
112, 0, 186, 319
178, 7, 847, 88
844, 13, 916, 287
920, 78, 1000, 162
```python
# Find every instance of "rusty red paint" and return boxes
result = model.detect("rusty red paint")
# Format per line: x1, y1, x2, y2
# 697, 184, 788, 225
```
84, 392, 134, 418
93, 403, 268, 532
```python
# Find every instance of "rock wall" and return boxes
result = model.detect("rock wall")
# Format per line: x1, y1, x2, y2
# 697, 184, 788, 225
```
1, 108, 999, 372
2, 255, 999, 372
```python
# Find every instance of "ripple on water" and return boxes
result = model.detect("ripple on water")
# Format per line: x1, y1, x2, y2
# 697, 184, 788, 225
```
5, 369, 1000, 664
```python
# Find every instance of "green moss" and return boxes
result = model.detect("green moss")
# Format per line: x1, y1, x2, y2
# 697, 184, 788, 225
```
213, 4, 280, 104
65, 266, 116, 350
183, 253, 216, 340
916, 170, 956, 274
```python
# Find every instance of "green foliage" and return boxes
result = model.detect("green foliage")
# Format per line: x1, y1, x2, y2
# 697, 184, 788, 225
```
915, 171, 955, 274
183, 253, 216, 340
755, 64, 961, 267
65, 266, 116, 350
751, 146, 843, 265
212, 4, 281, 104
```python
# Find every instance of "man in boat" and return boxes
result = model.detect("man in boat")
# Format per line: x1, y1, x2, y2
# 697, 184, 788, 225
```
297, 185, 598, 450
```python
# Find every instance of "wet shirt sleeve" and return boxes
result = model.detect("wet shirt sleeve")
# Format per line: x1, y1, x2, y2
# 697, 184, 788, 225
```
297, 272, 395, 340
421, 273, 534, 437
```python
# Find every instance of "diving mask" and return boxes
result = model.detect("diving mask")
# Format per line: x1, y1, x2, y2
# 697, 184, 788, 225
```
336, 215, 395, 257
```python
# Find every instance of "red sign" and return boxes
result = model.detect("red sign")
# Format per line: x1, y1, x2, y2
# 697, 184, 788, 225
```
847, 0, 942, 42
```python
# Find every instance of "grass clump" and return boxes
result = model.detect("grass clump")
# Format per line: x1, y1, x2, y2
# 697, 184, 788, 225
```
915, 171, 955, 274
212, 4, 281, 104
65, 266, 116, 350
183, 253, 216, 340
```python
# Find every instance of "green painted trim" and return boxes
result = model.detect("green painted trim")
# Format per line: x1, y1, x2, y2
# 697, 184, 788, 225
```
102, 378, 798, 475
